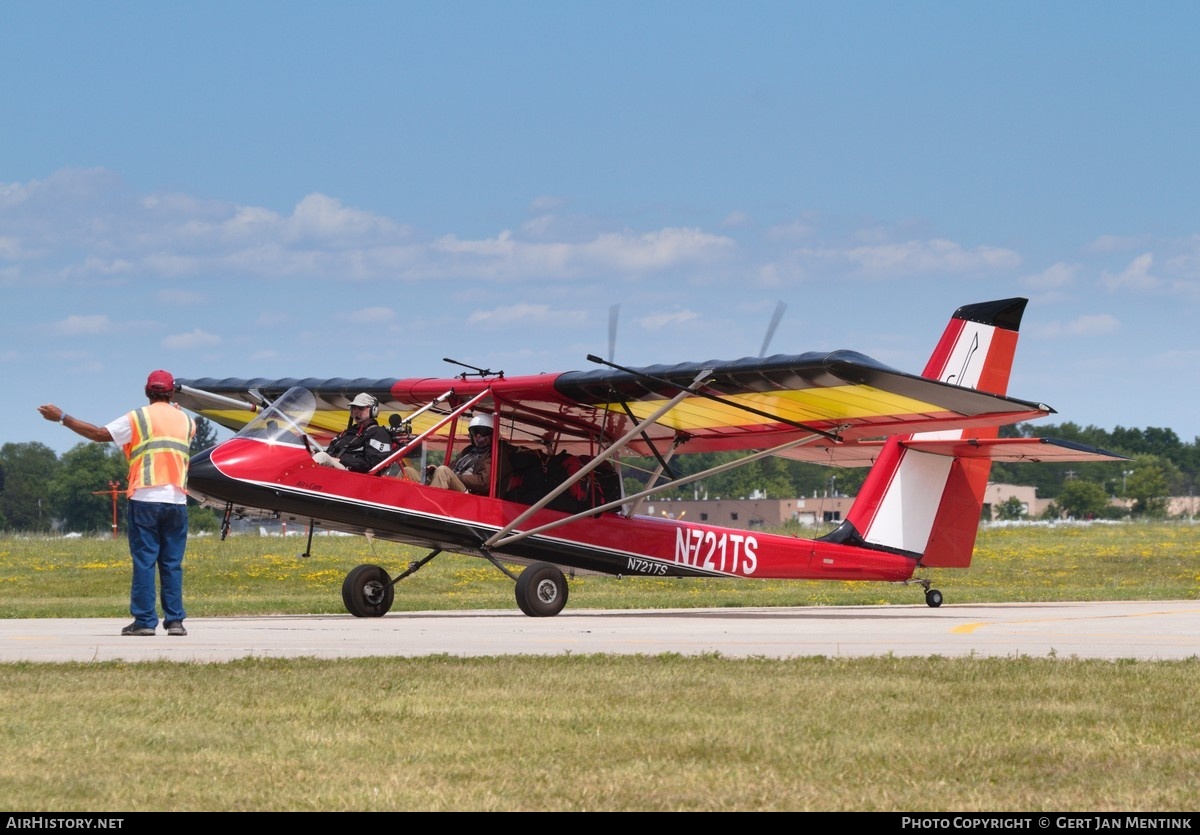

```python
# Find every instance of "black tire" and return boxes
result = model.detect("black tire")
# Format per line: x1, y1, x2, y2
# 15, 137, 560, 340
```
514, 562, 568, 617
342, 564, 395, 617
925, 588, 944, 608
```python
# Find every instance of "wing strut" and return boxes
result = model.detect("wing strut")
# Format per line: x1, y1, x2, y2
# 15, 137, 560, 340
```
614, 397, 681, 482
176, 384, 265, 415
585, 354, 842, 441
487, 426, 830, 548
625, 435, 687, 519
482, 369, 714, 550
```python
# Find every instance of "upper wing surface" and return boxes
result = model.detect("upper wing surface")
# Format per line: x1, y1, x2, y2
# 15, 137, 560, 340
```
177, 349, 1052, 455
547, 350, 1051, 452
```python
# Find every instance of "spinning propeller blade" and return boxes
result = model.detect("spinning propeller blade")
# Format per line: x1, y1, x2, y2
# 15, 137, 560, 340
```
759, 300, 787, 357
608, 303, 620, 363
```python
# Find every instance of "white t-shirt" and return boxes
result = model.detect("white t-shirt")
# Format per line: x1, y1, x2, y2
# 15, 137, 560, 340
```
106, 411, 189, 505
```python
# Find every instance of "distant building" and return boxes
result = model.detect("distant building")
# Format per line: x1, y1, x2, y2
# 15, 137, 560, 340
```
640, 483, 1052, 531
981, 483, 1050, 519
642, 494, 854, 530
1168, 495, 1199, 519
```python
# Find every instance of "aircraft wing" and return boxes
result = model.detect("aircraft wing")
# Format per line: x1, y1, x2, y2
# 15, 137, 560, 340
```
775, 436, 1131, 468
176, 349, 1055, 455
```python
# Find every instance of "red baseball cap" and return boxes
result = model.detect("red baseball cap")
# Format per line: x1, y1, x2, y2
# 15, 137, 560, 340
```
145, 369, 175, 393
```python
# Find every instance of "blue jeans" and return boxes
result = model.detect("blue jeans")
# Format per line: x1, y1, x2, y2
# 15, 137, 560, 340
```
126, 500, 189, 628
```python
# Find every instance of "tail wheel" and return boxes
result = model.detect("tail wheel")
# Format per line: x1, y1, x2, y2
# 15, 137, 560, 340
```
342, 564, 395, 617
925, 588, 944, 608
515, 562, 568, 618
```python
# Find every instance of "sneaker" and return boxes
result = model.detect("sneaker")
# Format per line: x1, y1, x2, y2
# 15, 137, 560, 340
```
121, 622, 155, 637
165, 621, 187, 637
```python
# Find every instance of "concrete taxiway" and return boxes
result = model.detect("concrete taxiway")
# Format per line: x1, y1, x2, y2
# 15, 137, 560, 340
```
0, 600, 1198, 663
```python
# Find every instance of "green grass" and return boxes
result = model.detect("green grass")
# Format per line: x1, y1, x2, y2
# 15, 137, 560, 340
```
1, 522, 1198, 811
1, 520, 1196, 617
2, 655, 1198, 812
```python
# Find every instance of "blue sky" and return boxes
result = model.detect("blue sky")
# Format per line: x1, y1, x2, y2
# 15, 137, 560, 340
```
4, 1, 1198, 456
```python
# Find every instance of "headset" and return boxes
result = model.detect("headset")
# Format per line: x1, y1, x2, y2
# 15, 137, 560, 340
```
350, 393, 379, 421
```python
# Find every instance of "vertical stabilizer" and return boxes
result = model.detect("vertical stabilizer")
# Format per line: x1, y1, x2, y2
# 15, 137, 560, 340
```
841, 298, 1027, 567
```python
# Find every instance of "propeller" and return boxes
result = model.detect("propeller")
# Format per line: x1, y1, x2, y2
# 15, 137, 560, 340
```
759, 300, 787, 357
608, 303, 620, 363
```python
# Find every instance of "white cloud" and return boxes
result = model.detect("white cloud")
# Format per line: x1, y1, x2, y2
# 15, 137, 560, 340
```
162, 328, 221, 350
529, 195, 566, 212
337, 306, 396, 326
583, 228, 735, 271
1100, 253, 1159, 292
852, 239, 1020, 276
519, 214, 561, 238
1085, 234, 1150, 253
0, 236, 31, 259
1021, 262, 1078, 291
285, 193, 403, 245
1032, 313, 1120, 339
766, 216, 817, 241
435, 230, 519, 259
792, 238, 1021, 278
255, 311, 289, 327
1147, 348, 1200, 369
425, 227, 734, 281
466, 303, 587, 329
635, 309, 701, 330
53, 314, 115, 335
155, 288, 205, 306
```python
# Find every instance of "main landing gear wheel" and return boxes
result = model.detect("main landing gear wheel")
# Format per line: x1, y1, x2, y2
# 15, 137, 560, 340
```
925, 588, 944, 608
342, 564, 395, 617
515, 562, 568, 617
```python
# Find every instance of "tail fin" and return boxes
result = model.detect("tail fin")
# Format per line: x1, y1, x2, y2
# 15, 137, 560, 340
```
837, 298, 1027, 567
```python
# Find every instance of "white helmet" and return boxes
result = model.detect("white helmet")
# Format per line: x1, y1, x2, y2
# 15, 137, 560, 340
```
468, 414, 494, 433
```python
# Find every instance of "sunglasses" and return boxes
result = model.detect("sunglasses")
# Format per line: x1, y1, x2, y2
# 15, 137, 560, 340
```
470, 428, 493, 436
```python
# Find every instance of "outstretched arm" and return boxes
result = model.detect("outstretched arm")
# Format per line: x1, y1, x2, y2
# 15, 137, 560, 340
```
37, 404, 114, 443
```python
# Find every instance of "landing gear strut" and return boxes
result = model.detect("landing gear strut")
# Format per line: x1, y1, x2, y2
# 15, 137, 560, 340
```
905, 575, 944, 608
341, 548, 443, 617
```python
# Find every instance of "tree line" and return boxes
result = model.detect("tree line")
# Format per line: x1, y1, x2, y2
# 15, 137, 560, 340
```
0, 417, 224, 534
620, 422, 1200, 522
2, 418, 1196, 534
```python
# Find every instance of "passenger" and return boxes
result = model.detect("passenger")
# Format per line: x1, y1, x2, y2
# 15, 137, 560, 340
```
311, 393, 395, 473
428, 414, 501, 495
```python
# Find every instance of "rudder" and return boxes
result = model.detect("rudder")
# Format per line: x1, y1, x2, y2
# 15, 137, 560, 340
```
838, 298, 1027, 567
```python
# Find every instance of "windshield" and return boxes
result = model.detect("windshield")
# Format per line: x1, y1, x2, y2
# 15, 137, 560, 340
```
235, 387, 317, 445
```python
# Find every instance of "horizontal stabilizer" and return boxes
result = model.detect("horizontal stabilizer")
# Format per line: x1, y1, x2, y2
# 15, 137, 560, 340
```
778, 437, 1128, 468
898, 436, 1129, 462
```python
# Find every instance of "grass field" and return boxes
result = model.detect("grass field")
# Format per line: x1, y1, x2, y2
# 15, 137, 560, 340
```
0, 521, 1197, 812
3, 519, 1198, 617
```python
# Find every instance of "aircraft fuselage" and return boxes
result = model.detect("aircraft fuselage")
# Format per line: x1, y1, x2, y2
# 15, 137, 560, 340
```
189, 438, 920, 583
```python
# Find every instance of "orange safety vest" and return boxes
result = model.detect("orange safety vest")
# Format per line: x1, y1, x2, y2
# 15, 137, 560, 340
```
123, 402, 196, 496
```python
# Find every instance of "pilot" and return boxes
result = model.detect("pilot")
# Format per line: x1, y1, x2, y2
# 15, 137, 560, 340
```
428, 414, 505, 495
312, 393, 394, 473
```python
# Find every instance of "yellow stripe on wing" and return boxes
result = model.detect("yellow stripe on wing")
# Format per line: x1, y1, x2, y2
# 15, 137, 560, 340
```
606, 386, 950, 431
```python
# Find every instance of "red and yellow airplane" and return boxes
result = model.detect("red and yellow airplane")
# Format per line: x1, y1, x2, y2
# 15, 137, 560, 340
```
174, 297, 1125, 617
